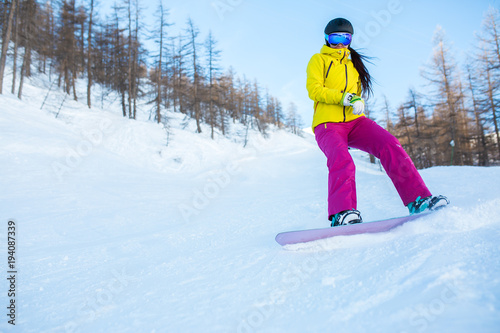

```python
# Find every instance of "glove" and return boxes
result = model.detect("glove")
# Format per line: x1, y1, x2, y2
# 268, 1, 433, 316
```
341, 92, 365, 115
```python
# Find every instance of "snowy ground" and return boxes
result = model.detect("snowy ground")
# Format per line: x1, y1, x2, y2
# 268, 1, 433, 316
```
1, 71, 500, 333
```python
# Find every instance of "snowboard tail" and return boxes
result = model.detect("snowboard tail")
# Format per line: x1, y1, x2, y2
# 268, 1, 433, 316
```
275, 212, 433, 246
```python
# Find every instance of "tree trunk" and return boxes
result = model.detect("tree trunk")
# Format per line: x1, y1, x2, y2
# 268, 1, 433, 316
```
0, 0, 18, 94
127, 0, 133, 118
11, 9, 18, 94
186, 19, 202, 133
18, 48, 27, 99
466, 67, 488, 165
87, 0, 94, 108
155, 0, 165, 123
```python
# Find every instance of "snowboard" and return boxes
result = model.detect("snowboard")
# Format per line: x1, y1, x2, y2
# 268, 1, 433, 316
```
275, 212, 434, 246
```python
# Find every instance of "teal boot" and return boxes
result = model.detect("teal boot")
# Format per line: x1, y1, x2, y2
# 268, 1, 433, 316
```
407, 195, 449, 215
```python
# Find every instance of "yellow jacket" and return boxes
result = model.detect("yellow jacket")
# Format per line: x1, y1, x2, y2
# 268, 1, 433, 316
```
307, 45, 363, 131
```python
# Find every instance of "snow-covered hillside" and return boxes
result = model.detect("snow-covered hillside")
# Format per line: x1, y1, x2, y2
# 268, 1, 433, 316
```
1, 71, 500, 333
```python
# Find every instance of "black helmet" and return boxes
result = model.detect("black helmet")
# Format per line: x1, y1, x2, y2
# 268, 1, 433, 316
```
324, 18, 354, 35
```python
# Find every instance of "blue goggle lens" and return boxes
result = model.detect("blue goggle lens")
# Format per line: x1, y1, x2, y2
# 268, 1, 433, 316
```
325, 33, 352, 45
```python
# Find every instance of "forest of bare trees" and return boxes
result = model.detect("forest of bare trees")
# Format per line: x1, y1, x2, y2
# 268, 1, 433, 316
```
385, 8, 500, 167
0, 0, 299, 139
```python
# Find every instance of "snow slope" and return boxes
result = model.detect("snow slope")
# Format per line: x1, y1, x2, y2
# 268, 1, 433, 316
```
1, 72, 500, 333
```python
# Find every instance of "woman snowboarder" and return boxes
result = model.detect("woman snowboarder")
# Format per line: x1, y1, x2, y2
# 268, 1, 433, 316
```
307, 18, 448, 226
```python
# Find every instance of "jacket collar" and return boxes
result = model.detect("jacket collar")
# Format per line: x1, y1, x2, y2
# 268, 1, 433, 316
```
320, 45, 350, 59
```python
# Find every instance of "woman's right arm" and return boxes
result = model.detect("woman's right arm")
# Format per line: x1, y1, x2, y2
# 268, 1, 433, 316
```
306, 54, 344, 105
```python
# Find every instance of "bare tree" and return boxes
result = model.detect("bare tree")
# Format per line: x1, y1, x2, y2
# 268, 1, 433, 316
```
185, 18, 203, 133
466, 64, 489, 165
17, 0, 37, 99
10, 2, 18, 94
170, 33, 188, 115
480, 7, 500, 69
478, 7, 500, 160
381, 95, 393, 132
479, 48, 500, 159
286, 101, 303, 136
149, 0, 171, 123
421, 27, 466, 165
108, 4, 128, 117
38, 0, 56, 76
406, 88, 422, 137
205, 30, 221, 138
86, 0, 95, 108
125, 0, 133, 118
0, 0, 18, 94
55, 0, 77, 97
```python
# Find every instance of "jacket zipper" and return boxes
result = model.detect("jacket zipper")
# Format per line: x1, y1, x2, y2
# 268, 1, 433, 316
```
325, 61, 333, 78
342, 53, 348, 122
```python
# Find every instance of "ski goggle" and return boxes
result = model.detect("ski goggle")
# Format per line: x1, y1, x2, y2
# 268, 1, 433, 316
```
325, 32, 352, 46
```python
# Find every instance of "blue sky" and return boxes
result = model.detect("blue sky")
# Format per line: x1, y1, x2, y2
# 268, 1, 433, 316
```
102, 0, 499, 127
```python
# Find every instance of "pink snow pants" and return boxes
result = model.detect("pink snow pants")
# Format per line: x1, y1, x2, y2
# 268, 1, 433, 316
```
314, 117, 431, 219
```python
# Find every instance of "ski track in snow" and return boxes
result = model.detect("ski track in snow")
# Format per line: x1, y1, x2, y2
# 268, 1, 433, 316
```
0, 72, 500, 333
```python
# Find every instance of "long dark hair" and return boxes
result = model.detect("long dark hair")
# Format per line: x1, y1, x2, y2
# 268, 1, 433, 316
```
325, 40, 374, 98
348, 46, 373, 98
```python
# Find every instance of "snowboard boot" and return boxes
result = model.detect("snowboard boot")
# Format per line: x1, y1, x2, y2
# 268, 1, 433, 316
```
407, 195, 449, 215
331, 209, 363, 227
